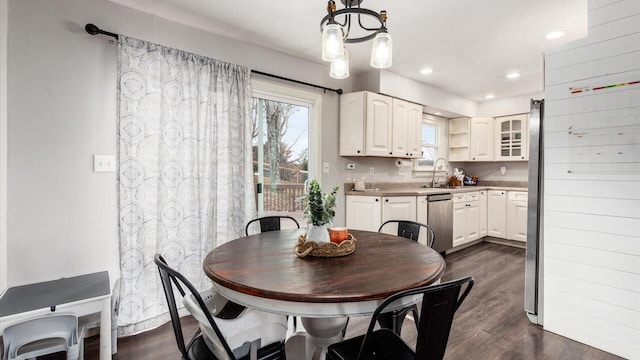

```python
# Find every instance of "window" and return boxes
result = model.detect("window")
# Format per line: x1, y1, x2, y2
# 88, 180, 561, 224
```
414, 114, 447, 173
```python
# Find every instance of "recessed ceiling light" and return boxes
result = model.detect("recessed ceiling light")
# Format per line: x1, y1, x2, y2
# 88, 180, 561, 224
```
420, 68, 433, 74
434, 112, 442, 115
506, 72, 521, 79
485, 94, 495, 99
545, 30, 566, 40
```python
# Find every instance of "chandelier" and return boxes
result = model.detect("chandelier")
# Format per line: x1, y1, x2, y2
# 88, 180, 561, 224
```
320, 0, 392, 79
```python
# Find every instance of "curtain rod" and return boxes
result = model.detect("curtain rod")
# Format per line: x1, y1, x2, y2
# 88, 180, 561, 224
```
84, 23, 343, 95
251, 70, 343, 95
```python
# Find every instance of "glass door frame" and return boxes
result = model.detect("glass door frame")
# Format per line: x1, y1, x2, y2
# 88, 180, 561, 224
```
251, 77, 323, 216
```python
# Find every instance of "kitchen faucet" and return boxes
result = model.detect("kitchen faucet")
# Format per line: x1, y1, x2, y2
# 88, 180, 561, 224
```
431, 158, 449, 188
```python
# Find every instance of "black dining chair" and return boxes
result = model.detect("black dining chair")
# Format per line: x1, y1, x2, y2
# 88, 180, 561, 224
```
327, 276, 474, 360
154, 254, 287, 360
245, 215, 300, 236
378, 220, 435, 247
376, 220, 436, 336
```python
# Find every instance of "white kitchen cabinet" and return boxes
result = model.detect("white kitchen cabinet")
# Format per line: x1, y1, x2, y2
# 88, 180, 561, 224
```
487, 190, 507, 238
340, 91, 422, 158
416, 195, 430, 246
382, 196, 417, 223
346, 195, 381, 232
448, 117, 470, 161
452, 192, 480, 247
407, 102, 423, 158
494, 114, 528, 161
478, 190, 487, 237
339, 92, 366, 156
508, 191, 528, 242
470, 117, 494, 161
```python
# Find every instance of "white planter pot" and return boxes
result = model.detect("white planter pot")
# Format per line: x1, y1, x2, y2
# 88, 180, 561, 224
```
307, 224, 330, 244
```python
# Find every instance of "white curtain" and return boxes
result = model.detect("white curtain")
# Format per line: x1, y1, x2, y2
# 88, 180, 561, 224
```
116, 36, 256, 335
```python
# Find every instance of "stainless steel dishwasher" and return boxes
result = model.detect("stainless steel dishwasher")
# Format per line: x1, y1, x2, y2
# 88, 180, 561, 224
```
427, 193, 453, 254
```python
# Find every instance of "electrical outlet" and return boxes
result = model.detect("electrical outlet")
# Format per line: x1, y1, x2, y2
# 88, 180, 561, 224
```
369, 167, 375, 176
94, 154, 116, 173
346, 163, 356, 170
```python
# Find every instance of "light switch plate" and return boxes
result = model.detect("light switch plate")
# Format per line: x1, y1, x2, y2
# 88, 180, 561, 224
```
94, 154, 116, 173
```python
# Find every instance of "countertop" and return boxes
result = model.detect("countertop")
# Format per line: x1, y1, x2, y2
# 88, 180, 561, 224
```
344, 185, 528, 197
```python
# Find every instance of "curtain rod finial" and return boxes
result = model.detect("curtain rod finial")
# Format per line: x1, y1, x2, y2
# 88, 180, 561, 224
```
85, 23, 100, 36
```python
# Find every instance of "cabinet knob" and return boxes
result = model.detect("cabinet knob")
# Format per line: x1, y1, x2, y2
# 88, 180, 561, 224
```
385, 199, 389, 202
357, 150, 361, 154
389, 152, 393, 155
375, 199, 379, 202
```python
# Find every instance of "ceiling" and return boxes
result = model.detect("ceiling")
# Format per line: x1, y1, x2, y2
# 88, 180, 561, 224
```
109, 0, 588, 103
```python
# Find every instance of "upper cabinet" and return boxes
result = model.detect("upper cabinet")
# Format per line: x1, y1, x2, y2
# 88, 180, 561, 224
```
494, 114, 528, 161
470, 117, 494, 161
340, 91, 422, 158
447, 114, 528, 162
448, 117, 471, 161
448, 117, 493, 162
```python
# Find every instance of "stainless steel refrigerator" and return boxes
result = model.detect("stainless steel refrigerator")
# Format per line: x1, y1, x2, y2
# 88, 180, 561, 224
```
524, 99, 544, 325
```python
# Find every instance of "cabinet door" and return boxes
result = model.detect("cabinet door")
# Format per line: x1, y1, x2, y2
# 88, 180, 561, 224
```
365, 92, 393, 157
494, 114, 528, 161
407, 102, 423, 158
392, 98, 409, 157
470, 117, 493, 161
466, 200, 480, 241
478, 190, 487, 237
346, 195, 381, 232
487, 190, 507, 238
508, 192, 528, 242
382, 196, 417, 223
339, 92, 366, 156
416, 196, 429, 246
452, 202, 467, 247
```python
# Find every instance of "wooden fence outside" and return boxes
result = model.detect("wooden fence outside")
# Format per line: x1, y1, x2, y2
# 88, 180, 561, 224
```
260, 184, 306, 212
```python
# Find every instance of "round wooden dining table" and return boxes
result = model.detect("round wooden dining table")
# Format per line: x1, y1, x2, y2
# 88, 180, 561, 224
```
203, 228, 445, 360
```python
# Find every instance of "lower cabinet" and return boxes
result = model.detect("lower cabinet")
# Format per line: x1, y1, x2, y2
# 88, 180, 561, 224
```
452, 192, 481, 247
507, 191, 528, 242
345, 195, 381, 232
346, 189, 526, 249
345, 195, 416, 233
487, 190, 507, 238
382, 196, 417, 223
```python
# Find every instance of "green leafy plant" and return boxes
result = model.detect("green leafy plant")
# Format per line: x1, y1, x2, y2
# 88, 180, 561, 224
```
304, 179, 340, 226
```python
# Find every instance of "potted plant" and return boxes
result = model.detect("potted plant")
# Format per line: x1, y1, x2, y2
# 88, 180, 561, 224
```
304, 179, 340, 243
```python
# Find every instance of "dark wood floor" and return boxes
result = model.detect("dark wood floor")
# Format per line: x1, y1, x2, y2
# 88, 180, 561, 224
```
72, 242, 622, 359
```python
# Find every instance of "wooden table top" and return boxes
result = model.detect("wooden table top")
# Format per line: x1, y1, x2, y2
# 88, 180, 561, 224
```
203, 229, 445, 304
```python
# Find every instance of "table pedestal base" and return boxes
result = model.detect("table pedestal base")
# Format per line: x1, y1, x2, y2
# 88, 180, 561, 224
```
301, 317, 348, 360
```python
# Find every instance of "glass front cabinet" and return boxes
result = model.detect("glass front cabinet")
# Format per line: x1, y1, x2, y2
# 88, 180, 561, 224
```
494, 114, 528, 161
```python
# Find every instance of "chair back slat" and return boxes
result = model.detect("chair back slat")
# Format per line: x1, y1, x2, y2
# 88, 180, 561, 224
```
245, 216, 300, 236
378, 220, 436, 248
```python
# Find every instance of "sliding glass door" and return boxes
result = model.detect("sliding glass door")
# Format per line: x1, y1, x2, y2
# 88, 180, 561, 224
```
251, 79, 321, 227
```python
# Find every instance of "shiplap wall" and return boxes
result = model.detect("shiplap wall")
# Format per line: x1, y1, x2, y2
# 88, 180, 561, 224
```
543, 0, 640, 358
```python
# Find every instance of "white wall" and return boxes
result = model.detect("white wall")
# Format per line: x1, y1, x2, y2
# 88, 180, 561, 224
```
477, 92, 543, 117
0, 0, 8, 293
542, 0, 640, 358
4, 0, 346, 287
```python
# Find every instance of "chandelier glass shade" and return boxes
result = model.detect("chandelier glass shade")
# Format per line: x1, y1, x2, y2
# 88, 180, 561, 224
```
320, 0, 392, 79
330, 48, 350, 79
